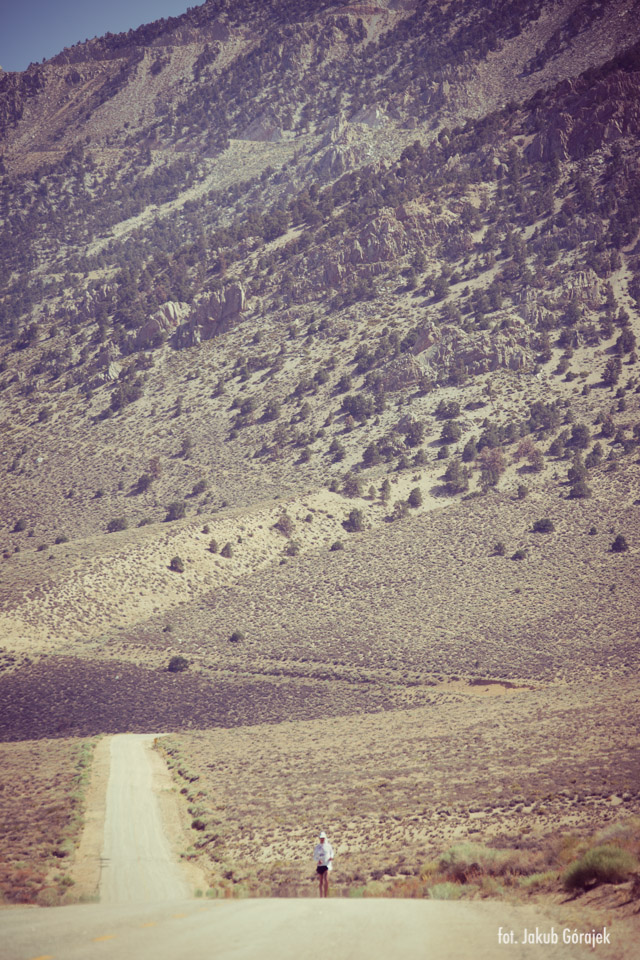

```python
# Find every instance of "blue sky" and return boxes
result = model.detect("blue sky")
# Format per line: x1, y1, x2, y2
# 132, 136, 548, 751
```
0, 0, 194, 72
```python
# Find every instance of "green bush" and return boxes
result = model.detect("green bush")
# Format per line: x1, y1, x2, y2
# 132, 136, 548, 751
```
330, 541, 344, 551
493, 542, 506, 556
166, 500, 187, 522
13, 519, 27, 532
107, 516, 128, 533
169, 555, 185, 573
274, 512, 294, 536
408, 487, 423, 508
220, 542, 233, 558
611, 535, 628, 553
208, 539, 219, 554
512, 548, 527, 560
532, 518, 554, 533
167, 655, 189, 673
563, 845, 637, 891
569, 480, 592, 499
229, 631, 245, 643
343, 508, 365, 532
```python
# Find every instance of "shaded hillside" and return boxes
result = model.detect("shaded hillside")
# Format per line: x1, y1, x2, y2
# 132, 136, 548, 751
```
0, 0, 638, 680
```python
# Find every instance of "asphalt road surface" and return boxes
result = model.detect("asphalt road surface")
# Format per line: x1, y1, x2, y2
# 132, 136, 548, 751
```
100, 733, 189, 904
0, 734, 610, 960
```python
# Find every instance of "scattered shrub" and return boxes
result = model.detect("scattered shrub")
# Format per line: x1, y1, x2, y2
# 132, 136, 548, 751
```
569, 480, 592, 499
563, 845, 637, 891
532, 518, 554, 533
208, 539, 219, 553
343, 508, 365, 532
13, 519, 27, 533
274, 512, 294, 536
493, 542, 506, 556
165, 500, 187, 522
107, 516, 128, 533
408, 487, 423, 508
610, 535, 628, 553
511, 548, 527, 560
220, 542, 233, 558
330, 541, 344, 551
169, 555, 185, 573
229, 631, 245, 643
167, 655, 189, 673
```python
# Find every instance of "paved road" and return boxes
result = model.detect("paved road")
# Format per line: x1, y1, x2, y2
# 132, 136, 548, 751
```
0, 734, 614, 959
1, 897, 604, 960
100, 733, 190, 904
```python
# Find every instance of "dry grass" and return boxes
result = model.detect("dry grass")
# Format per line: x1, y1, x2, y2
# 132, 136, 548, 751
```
0, 738, 96, 905
155, 679, 640, 899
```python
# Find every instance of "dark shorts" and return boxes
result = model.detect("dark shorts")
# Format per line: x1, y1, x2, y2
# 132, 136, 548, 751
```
316, 865, 329, 875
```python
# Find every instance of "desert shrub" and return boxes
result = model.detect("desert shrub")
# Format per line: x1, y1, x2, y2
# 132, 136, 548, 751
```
107, 516, 128, 533
532, 518, 554, 533
438, 843, 533, 884
512, 548, 527, 560
440, 420, 462, 443
569, 480, 592, 499
136, 472, 153, 493
220, 542, 233, 558
330, 541, 344, 551
192, 478, 208, 496
13, 519, 27, 532
390, 500, 409, 521
493, 542, 506, 556
285, 540, 300, 556
611, 534, 628, 553
169, 555, 185, 573
517, 484, 528, 499
428, 882, 466, 900
274, 512, 294, 536
229, 631, 245, 643
343, 508, 365, 532
165, 500, 187, 522
54, 534, 69, 544
408, 487, 423, 508
563, 845, 637, 891
208, 539, 219, 553
38, 406, 51, 422
167, 655, 189, 673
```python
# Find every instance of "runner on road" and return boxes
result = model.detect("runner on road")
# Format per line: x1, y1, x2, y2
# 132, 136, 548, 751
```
313, 830, 334, 898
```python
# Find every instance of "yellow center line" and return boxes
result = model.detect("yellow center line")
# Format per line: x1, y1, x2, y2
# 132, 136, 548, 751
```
92, 935, 116, 942
172, 912, 187, 919
29, 955, 54, 960
140, 921, 157, 928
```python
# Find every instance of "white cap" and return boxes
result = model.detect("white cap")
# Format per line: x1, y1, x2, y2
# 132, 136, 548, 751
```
319, 830, 326, 839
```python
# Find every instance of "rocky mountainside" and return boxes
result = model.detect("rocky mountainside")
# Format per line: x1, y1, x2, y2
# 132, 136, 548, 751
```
0, 0, 638, 670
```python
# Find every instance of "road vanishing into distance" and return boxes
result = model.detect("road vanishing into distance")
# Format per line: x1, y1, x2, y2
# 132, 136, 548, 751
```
0, 734, 602, 960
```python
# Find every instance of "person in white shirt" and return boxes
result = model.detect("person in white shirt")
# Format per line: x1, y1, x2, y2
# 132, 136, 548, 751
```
313, 830, 334, 897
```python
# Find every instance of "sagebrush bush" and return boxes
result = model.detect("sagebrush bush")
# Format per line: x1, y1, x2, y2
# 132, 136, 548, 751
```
107, 516, 128, 533
563, 845, 637, 891
611, 534, 628, 553
533, 518, 554, 533
169, 555, 185, 573
167, 655, 189, 673
220, 542, 233, 558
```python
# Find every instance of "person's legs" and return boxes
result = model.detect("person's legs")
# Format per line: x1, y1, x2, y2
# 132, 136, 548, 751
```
321, 870, 329, 897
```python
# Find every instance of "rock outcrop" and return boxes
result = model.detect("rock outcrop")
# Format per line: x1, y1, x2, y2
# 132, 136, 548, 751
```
413, 322, 533, 377
129, 301, 191, 351
175, 283, 247, 347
